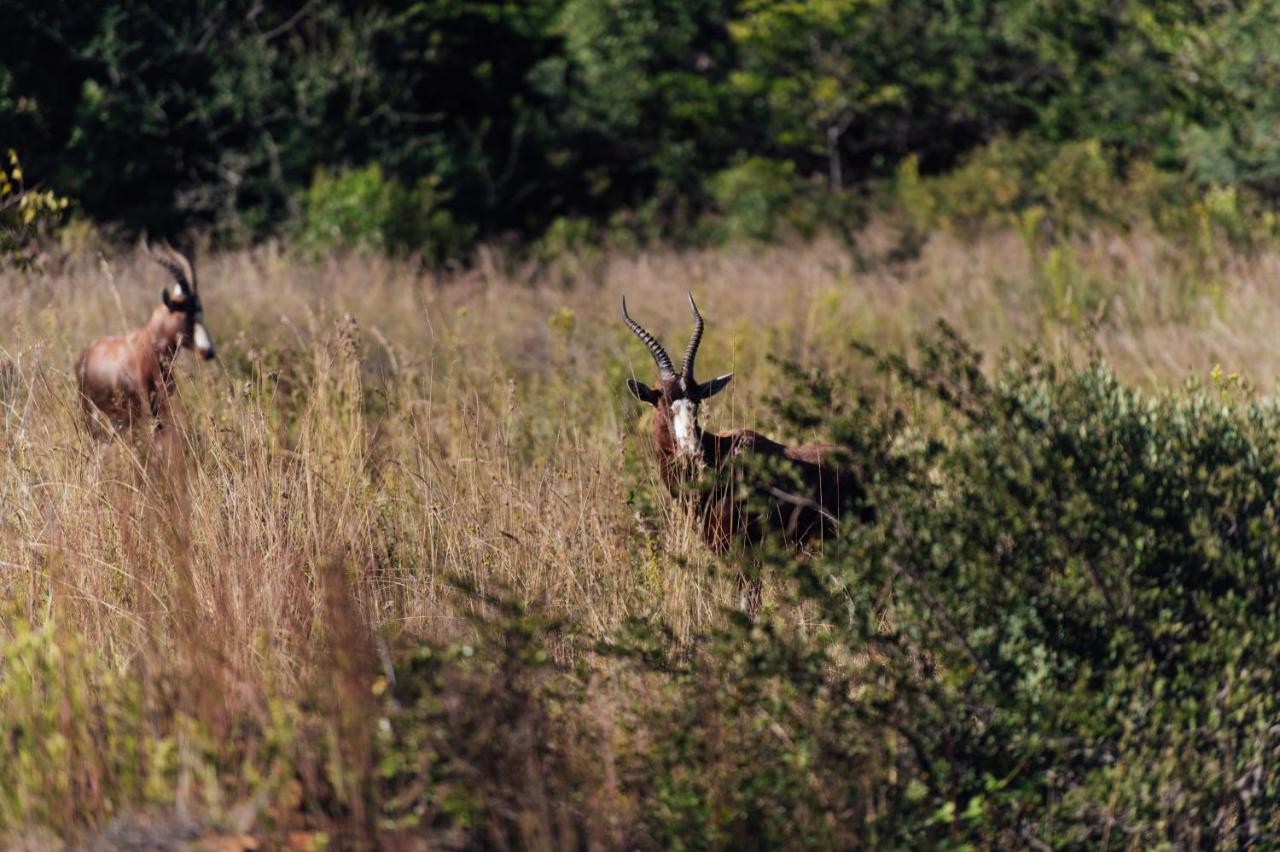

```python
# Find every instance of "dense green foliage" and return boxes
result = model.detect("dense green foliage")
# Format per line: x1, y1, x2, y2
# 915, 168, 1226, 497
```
296, 163, 473, 259
769, 329, 1280, 845
7, 0, 1280, 249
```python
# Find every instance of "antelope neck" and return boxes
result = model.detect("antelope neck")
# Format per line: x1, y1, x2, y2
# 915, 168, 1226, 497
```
145, 314, 184, 364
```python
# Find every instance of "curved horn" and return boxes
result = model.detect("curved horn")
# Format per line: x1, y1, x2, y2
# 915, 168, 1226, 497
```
621, 296, 675, 379
143, 239, 197, 295
681, 292, 704, 388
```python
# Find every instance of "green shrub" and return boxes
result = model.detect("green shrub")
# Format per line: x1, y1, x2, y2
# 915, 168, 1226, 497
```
891, 134, 1279, 251
375, 596, 599, 845
891, 136, 1128, 236
780, 327, 1280, 845
297, 163, 474, 262
0, 150, 70, 267
706, 157, 818, 243
0, 615, 174, 833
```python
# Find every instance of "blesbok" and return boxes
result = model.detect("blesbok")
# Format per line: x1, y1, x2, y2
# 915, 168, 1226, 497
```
623, 294, 868, 610
77, 241, 216, 440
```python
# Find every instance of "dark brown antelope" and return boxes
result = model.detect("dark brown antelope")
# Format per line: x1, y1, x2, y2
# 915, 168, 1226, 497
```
623, 294, 867, 610
77, 241, 216, 440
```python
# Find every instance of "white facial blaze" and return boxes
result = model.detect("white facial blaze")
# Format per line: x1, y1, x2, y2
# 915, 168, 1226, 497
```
193, 314, 214, 355
670, 399, 701, 457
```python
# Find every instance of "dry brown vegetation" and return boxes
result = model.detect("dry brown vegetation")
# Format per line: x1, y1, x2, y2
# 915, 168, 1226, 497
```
1, 226, 1277, 844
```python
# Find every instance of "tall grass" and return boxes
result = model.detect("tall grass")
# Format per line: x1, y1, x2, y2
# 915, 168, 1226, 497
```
1, 225, 1278, 843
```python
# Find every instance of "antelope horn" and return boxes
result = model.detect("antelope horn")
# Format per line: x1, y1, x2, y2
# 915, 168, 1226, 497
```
143, 238, 197, 295
682, 292, 704, 388
621, 297, 675, 379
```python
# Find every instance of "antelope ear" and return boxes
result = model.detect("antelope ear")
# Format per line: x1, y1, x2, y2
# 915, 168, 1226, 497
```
697, 373, 733, 399
626, 379, 660, 405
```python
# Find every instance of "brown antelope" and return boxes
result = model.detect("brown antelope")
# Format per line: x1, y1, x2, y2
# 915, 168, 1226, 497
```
77, 241, 216, 440
623, 294, 868, 610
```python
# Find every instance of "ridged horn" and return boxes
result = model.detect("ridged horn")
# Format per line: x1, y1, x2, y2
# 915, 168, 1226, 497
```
681, 292, 704, 388
143, 238, 197, 296
621, 296, 676, 380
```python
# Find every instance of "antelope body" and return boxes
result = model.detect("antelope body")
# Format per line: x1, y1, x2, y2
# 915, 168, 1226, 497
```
623, 295, 867, 563
77, 242, 216, 439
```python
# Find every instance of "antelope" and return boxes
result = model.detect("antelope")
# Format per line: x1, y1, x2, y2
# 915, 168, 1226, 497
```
623, 295, 868, 611
77, 241, 216, 440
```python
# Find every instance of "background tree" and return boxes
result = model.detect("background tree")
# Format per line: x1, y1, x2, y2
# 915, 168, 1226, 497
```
3, 0, 1280, 250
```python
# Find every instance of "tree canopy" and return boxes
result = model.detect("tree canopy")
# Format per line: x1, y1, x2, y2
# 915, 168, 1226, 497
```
3, 0, 1279, 248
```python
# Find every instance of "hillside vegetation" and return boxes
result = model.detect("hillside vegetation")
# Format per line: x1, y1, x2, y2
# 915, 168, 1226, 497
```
1, 229, 1279, 846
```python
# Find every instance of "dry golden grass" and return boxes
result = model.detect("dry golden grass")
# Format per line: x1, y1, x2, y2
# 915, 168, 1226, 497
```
0, 224, 1276, 838
5, 228, 1280, 658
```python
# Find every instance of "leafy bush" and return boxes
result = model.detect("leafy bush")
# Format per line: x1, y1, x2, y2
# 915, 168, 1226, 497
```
706, 157, 818, 243
297, 164, 474, 262
0, 150, 69, 266
893, 136, 1123, 236
892, 134, 1280, 254
0, 615, 172, 830
374, 594, 608, 846
767, 328, 1280, 845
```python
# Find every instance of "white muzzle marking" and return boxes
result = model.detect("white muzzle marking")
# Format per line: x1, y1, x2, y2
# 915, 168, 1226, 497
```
670, 399, 701, 457
193, 315, 215, 358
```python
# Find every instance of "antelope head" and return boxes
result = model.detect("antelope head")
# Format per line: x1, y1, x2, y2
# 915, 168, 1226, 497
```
623, 293, 733, 460
146, 240, 217, 360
